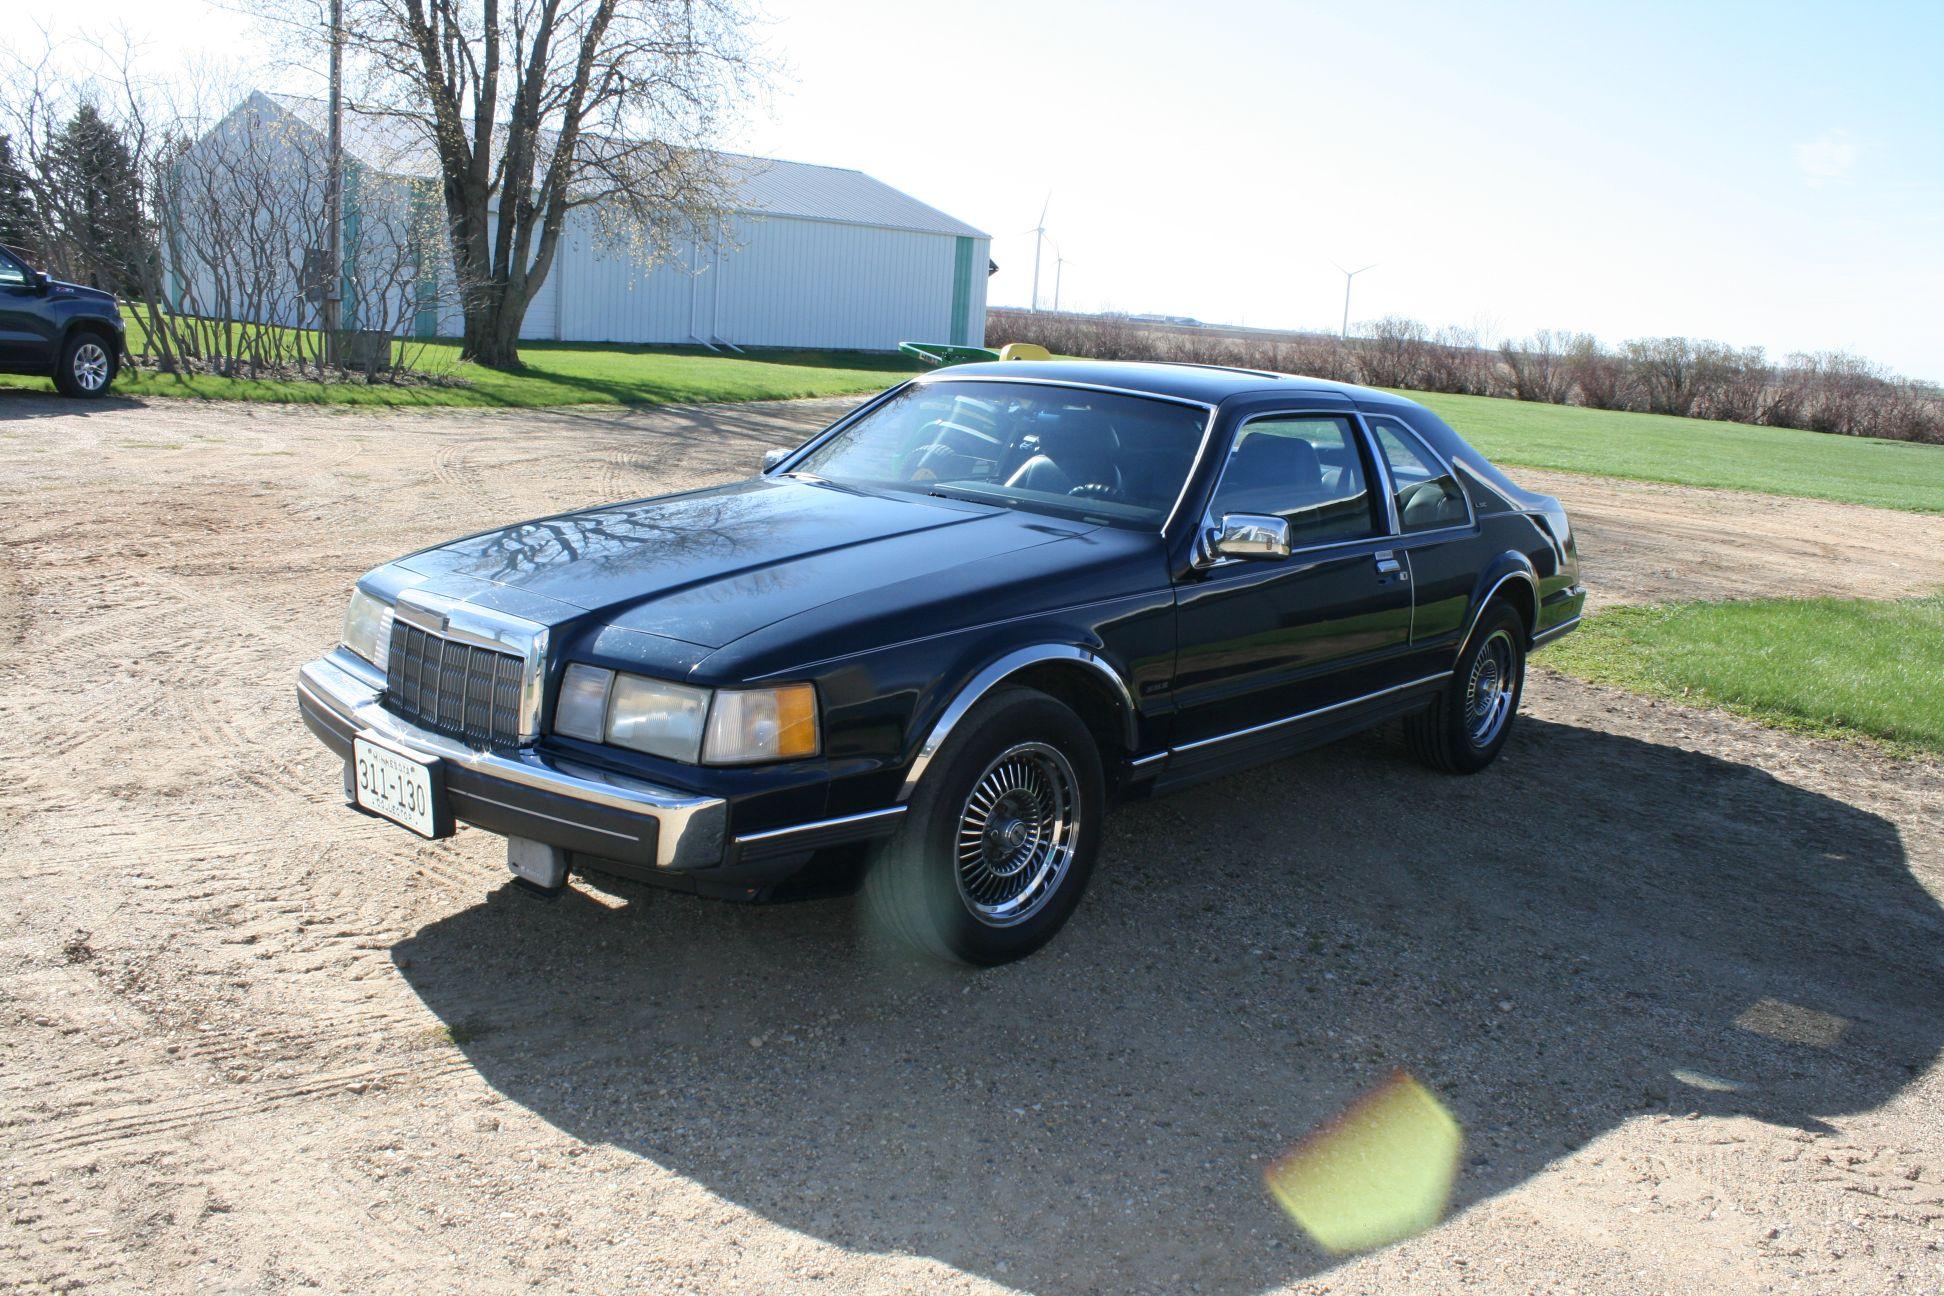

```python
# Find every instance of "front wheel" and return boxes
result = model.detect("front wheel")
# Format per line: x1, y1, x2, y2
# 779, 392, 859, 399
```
54, 332, 118, 398
1405, 602, 1527, 774
865, 685, 1105, 965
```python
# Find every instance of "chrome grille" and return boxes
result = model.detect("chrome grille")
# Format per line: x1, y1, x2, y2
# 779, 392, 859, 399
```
384, 622, 526, 748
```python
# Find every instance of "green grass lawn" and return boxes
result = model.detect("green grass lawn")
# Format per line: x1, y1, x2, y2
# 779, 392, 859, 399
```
1542, 596, 1944, 755
1401, 388, 1944, 515
0, 309, 921, 408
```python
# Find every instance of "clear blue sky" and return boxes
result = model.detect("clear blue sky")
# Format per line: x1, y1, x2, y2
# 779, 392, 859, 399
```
47, 0, 1944, 378
738, 0, 1944, 379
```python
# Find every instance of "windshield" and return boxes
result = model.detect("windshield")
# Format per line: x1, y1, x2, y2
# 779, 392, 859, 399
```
790, 380, 1209, 528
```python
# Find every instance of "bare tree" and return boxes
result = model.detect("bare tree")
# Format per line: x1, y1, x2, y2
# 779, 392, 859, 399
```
250, 0, 757, 367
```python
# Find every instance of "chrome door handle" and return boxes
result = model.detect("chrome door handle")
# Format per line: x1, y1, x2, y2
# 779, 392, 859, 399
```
1375, 551, 1405, 577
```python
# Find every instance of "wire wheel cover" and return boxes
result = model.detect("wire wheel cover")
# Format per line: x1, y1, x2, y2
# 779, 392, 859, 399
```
955, 741, 1080, 927
1466, 629, 1517, 745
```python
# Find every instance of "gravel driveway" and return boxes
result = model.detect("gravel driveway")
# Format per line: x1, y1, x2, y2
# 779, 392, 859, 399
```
1, 389, 1939, 1295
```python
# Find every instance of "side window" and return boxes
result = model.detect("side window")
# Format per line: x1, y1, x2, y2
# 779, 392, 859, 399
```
1371, 419, 1470, 533
0, 249, 25, 287
1207, 414, 1378, 548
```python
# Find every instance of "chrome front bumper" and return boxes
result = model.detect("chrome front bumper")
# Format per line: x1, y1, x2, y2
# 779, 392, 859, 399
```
297, 650, 727, 870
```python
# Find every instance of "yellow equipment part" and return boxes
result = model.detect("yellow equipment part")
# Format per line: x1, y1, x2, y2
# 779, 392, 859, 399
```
998, 342, 1052, 362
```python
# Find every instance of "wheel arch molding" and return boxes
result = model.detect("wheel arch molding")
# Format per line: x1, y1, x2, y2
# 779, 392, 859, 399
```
63, 315, 125, 350
896, 644, 1139, 803
1456, 557, 1541, 659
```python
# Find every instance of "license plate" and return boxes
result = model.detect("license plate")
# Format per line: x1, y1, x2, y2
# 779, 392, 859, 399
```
352, 736, 444, 838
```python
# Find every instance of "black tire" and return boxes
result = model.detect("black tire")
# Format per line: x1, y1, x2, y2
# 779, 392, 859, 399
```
54, 330, 118, 398
1405, 602, 1527, 774
865, 685, 1106, 965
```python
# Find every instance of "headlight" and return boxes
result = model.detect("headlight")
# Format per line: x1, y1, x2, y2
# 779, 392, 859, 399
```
551, 669, 820, 764
341, 589, 393, 670
606, 674, 711, 762
704, 684, 819, 764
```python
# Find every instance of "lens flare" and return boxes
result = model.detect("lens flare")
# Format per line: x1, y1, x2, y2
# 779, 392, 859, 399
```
1263, 1070, 1463, 1255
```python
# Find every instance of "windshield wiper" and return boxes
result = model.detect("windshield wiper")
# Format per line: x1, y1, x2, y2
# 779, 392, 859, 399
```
783, 471, 875, 497
924, 484, 1001, 506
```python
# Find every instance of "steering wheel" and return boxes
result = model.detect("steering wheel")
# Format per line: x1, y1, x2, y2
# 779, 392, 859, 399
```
1066, 463, 1126, 501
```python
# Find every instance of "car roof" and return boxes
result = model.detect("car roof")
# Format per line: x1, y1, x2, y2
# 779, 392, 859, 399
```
918, 359, 1423, 410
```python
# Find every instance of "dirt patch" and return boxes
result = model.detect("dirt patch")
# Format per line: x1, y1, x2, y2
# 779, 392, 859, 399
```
1, 390, 1939, 1295
1513, 466, 1944, 610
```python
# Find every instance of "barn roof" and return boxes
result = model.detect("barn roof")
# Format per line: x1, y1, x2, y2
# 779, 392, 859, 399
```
258, 92, 987, 240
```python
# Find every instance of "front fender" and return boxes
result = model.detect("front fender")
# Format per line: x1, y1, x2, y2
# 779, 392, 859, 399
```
801, 583, 1174, 816
894, 644, 1139, 802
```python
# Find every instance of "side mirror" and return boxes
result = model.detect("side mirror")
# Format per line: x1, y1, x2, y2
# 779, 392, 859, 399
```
762, 448, 791, 473
28, 270, 49, 294
1204, 513, 1291, 563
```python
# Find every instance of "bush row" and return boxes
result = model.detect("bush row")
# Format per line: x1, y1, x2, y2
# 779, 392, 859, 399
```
985, 309, 1944, 445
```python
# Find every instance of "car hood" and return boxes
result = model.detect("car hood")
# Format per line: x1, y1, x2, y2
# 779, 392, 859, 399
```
46, 279, 116, 306
394, 477, 1102, 649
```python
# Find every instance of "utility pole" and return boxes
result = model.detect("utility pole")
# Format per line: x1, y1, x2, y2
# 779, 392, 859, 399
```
1028, 193, 1049, 312
1335, 261, 1376, 339
322, 0, 344, 365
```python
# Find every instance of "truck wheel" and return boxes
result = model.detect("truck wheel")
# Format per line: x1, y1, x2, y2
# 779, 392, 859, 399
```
55, 331, 118, 398
865, 685, 1105, 965
1405, 602, 1527, 774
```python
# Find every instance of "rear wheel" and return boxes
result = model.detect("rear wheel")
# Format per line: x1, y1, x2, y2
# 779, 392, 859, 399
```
55, 331, 117, 398
865, 685, 1105, 964
1405, 602, 1527, 774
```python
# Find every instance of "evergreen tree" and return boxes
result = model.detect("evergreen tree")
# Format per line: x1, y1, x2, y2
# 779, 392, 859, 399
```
0, 135, 37, 260
44, 103, 151, 296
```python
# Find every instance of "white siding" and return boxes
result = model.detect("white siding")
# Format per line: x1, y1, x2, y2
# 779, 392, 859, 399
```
518, 258, 560, 340
964, 243, 990, 348
554, 213, 988, 351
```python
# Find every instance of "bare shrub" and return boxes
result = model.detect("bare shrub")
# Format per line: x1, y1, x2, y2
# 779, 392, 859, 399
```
984, 309, 1940, 445
1622, 336, 1705, 416
1562, 334, 1629, 410
1499, 330, 1575, 404
1350, 315, 1430, 389
1422, 325, 1498, 396
1, 33, 452, 383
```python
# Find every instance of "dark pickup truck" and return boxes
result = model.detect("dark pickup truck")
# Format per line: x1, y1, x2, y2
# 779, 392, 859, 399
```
0, 244, 124, 397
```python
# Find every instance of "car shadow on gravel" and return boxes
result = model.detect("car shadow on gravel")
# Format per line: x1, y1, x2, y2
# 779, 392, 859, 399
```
395, 717, 1944, 1295
0, 389, 149, 418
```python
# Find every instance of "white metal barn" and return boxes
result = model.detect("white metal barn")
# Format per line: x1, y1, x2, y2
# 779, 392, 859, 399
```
176, 93, 991, 351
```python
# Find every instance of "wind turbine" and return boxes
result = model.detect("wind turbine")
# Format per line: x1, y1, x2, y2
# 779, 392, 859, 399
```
1052, 243, 1074, 312
1028, 192, 1051, 312
1333, 260, 1378, 338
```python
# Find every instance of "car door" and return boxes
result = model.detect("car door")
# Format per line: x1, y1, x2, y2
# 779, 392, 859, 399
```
1168, 407, 1414, 759
1363, 413, 1479, 656
0, 247, 51, 368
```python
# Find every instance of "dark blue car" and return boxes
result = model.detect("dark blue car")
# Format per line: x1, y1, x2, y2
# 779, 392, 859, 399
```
299, 360, 1584, 963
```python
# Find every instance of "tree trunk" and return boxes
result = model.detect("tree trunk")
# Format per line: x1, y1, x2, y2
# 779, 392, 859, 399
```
459, 282, 530, 368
